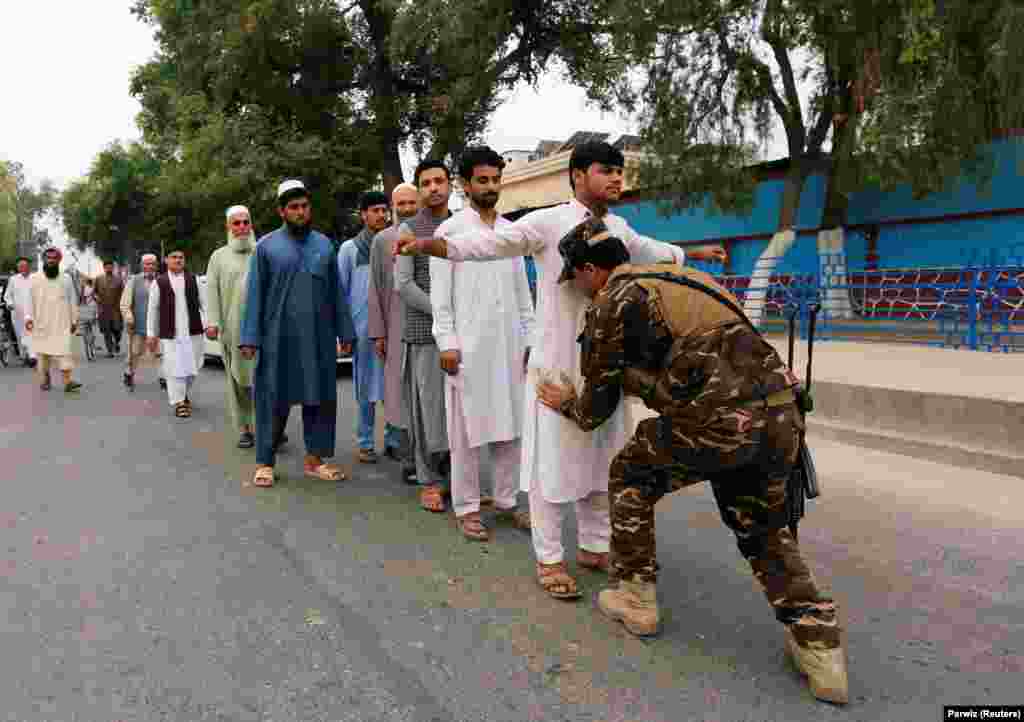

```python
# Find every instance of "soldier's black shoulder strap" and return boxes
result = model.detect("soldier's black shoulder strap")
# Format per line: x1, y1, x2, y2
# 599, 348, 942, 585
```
612, 271, 762, 339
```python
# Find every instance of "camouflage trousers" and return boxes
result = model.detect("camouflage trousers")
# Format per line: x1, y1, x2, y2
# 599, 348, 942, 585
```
608, 403, 841, 649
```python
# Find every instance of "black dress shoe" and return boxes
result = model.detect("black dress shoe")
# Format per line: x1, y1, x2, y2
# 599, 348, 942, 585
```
159, 378, 167, 390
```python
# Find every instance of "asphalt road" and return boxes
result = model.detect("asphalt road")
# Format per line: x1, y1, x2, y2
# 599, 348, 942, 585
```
1, 349, 1021, 721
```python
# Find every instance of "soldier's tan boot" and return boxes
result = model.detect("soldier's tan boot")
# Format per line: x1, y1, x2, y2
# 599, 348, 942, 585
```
598, 581, 660, 637
784, 628, 849, 704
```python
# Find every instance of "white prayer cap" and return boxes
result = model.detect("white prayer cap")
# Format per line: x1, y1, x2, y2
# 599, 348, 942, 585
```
226, 205, 250, 219
392, 182, 417, 196
277, 179, 307, 199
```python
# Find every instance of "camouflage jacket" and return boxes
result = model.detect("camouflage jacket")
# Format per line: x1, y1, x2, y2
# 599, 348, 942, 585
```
559, 263, 799, 432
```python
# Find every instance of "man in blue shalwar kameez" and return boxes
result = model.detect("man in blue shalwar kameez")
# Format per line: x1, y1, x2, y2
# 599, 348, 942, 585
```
240, 179, 354, 488
338, 191, 391, 464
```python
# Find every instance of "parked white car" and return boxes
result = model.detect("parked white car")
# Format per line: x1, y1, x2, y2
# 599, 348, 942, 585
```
196, 275, 351, 365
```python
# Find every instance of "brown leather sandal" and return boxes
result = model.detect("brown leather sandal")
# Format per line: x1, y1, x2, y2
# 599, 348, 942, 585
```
495, 507, 531, 531
536, 561, 582, 600
252, 466, 276, 488
456, 512, 489, 541
420, 484, 446, 513
577, 549, 611, 573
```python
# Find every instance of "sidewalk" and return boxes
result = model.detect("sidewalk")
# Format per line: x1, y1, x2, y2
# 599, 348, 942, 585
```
765, 339, 1024, 404
628, 340, 1024, 477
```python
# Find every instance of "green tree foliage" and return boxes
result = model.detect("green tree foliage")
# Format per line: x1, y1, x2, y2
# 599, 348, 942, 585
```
0, 160, 57, 271
125, 0, 594, 254
566, 0, 1023, 231
60, 141, 162, 266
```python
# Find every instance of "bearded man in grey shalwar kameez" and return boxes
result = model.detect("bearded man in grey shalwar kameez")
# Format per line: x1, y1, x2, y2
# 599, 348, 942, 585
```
206, 205, 258, 448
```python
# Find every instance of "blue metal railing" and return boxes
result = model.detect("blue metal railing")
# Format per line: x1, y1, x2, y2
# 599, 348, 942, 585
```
711, 257, 1024, 352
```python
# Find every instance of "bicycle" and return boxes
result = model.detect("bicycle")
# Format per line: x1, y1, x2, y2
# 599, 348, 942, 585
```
80, 320, 98, 362
0, 301, 16, 368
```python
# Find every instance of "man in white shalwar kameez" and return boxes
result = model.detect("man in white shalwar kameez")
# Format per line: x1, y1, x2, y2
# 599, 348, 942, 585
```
26, 248, 81, 393
401, 141, 727, 599
431, 147, 535, 541
146, 248, 205, 418
4, 256, 37, 367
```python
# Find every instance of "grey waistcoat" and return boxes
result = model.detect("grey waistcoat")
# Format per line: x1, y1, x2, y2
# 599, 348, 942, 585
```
131, 275, 152, 336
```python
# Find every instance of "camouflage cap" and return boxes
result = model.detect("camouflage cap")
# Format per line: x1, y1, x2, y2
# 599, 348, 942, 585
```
556, 217, 625, 283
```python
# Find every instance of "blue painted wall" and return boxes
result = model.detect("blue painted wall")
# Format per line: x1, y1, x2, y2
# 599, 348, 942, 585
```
614, 139, 1024, 276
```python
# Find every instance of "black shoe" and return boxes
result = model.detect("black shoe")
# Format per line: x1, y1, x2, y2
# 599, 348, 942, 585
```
383, 446, 401, 461
237, 431, 255, 449
159, 378, 167, 390
402, 465, 418, 485
123, 372, 134, 389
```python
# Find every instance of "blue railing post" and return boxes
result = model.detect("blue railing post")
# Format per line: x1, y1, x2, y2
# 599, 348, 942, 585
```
967, 267, 979, 351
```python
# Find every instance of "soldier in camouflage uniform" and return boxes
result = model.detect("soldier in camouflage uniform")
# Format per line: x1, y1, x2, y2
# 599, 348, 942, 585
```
536, 219, 849, 704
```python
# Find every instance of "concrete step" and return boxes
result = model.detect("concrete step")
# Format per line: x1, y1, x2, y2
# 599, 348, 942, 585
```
809, 378, 1024, 462
805, 415, 1024, 481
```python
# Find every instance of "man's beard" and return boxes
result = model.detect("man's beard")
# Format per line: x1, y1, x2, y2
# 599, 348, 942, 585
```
285, 217, 311, 236
43, 264, 59, 279
471, 191, 499, 210
227, 230, 256, 251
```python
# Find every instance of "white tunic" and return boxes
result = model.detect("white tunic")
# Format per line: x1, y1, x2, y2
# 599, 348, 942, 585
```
437, 199, 686, 503
25, 272, 78, 357
430, 208, 536, 449
147, 273, 204, 379
4, 273, 33, 348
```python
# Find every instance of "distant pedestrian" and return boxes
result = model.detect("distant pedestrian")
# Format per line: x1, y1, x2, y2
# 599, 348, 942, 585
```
205, 206, 257, 448
339, 191, 390, 464
146, 248, 205, 418
3, 256, 37, 367
94, 259, 125, 357
25, 248, 81, 393
239, 180, 353, 488
78, 278, 99, 349
120, 254, 163, 390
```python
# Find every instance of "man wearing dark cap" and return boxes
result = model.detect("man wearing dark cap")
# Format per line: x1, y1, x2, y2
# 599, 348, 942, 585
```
240, 179, 354, 488
338, 191, 390, 463
535, 220, 848, 704
398, 140, 726, 601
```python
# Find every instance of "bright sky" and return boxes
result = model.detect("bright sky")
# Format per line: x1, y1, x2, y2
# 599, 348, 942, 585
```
0, 2, 641, 251
0, 3, 634, 189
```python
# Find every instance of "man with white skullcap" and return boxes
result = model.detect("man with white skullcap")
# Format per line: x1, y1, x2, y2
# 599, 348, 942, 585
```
240, 180, 354, 487
205, 205, 258, 447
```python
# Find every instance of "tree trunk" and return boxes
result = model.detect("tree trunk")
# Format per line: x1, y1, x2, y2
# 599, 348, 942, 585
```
742, 160, 811, 326
817, 117, 860, 321
361, 0, 404, 196
380, 139, 404, 196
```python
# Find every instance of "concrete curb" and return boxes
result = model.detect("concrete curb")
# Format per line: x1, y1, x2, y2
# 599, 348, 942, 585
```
806, 416, 1024, 481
